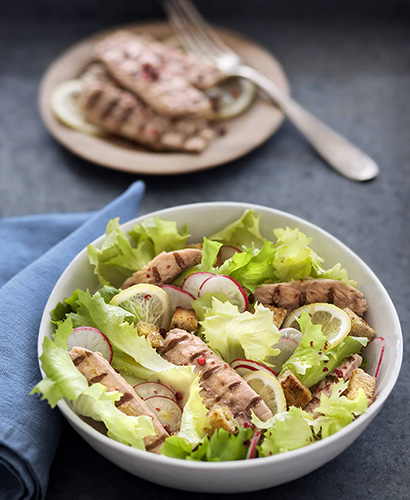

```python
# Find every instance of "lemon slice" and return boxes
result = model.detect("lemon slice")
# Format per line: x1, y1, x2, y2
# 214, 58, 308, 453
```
243, 370, 286, 415
283, 303, 352, 349
50, 79, 104, 135
110, 284, 172, 329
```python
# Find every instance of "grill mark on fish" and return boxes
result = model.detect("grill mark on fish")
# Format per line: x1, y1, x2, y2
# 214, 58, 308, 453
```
161, 334, 190, 355
327, 286, 335, 304
100, 97, 119, 119
247, 396, 263, 410
85, 90, 102, 110
189, 350, 208, 363
145, 436, 166, 452
202, 365, 223, 381
72, 355, 85, 366
90, 373, 107, 384
152, 266, 161, 282
119, 105, 133, 124
299, 290, 307, 307
115, 392, 134, 407
271, 287, 281, 307
173, 252, 185, 269
228, 381, 241, 391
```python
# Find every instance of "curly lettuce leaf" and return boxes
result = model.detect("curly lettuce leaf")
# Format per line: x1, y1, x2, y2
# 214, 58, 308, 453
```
255, 406, 315, 456
280, 313, 368, 388
73, 384, 155, 449
31, 319, 88, 407
209, 209, 265, 249
312, 380, 369, 439
200, 298, 280, 364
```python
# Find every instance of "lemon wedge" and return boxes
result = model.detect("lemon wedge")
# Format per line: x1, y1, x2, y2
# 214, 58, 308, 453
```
110, 284, 172, 329
243, 370, 286, 415
283, 303, 352, 349
51, 79, 104, 135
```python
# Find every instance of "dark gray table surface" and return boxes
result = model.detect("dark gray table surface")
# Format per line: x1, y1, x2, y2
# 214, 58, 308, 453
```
1, 2, 409, 498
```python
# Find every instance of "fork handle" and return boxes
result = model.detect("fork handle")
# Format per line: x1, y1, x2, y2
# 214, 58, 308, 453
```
236, 66, 378, 181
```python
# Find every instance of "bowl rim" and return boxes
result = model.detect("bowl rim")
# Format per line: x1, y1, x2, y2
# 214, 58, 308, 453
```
38, 201, 403, 469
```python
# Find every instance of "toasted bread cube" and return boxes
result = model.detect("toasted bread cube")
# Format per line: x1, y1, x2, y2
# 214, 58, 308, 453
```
207, 405, 237, 435
136, 321, 164, 349
345, 368, 376, 406
278, 369, 312, 408
261, 304, 288, 329
170, 307, 198, 333
344, 308, 376, 341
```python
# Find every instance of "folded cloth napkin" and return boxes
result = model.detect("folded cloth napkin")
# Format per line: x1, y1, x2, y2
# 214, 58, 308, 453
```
0, 181, 145, 500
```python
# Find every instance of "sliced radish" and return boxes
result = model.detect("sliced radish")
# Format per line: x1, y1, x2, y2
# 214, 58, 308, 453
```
134, 381, 177, 402
247, 430, 262, 459
144, 395, 182, 433
181, 272, 215, 297
67, 326, 112, 363
363, 337, 385, 378
218, 245, 241, 263
230, 359, 277, 377
278, 327, 303, 344
198, 275, 249, 312
160, 285, 195, 311
268, 337, 298, 373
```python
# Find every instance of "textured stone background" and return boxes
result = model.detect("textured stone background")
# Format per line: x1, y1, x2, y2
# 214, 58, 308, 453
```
1, 1, 409, 498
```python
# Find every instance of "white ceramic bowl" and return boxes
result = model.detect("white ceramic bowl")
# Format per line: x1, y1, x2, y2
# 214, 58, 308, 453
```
38, 202, 402, 493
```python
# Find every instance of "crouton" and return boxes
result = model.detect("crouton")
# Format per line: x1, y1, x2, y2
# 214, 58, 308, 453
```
207, 405, 237, 435
260, 304, 288, 329
170, 307, 198, 333
278, 369, 312, 408
136, 321, 164, 349
345, 368, 376, 406
344, 308, 376, 341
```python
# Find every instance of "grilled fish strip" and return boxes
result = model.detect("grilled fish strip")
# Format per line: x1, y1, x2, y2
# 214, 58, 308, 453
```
79, 64, 216, 152
254, 279, 368, 316
95, 31, 222, 117
121, 248, 202, 289
159, 328, 273, 426
304, 354, 363, 413
69, 346, 169, 453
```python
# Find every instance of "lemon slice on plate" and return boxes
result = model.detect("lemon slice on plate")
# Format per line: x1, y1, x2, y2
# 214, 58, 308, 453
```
283, 303, 352, 349
51, 79, 104, 135
243, 370, 286, 415
110, 284, 172, 329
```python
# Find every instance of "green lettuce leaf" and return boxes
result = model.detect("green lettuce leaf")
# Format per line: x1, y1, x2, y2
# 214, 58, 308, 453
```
200, 298, 280, 364
280, 313, 368, 388
209, 209, 265, 249
312, 380, 369, 439
254, 406, 315, 456
73, 384, 155, 449
31, 319, 88, 407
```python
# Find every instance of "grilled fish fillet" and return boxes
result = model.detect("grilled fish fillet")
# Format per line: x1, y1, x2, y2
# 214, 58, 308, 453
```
121, 248, 202, 289
254, 279, 368, 316
95, 31, 222, 117
79, 64, 216, 153
68, 346, 169, 453
159, 328, 273, 426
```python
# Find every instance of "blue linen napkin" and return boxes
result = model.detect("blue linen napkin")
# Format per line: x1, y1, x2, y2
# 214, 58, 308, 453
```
0, 181, 145, 500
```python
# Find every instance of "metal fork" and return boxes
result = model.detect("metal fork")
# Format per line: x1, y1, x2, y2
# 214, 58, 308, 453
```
163, 0, 379, 181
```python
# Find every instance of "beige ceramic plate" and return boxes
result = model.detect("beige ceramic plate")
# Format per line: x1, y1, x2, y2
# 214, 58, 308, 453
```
39, 22, 289, 175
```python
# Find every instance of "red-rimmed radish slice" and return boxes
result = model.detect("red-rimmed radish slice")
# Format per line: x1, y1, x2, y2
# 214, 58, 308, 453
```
198, 275, 249, 312
218, 245, 241, 263
363, 337, 385, 378
160, 285, 195, 311
67, 327, 113, 363
247, 430, 262, 459
230, 359, 277, 377
268, 337, 298, 373
181, 272, 215, 297
278, 327, 303, 344
144, 395, 182, 432
134, 381, 177, 402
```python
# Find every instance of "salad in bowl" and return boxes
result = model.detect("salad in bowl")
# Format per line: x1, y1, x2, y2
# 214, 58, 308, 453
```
33, 203, 401, 492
